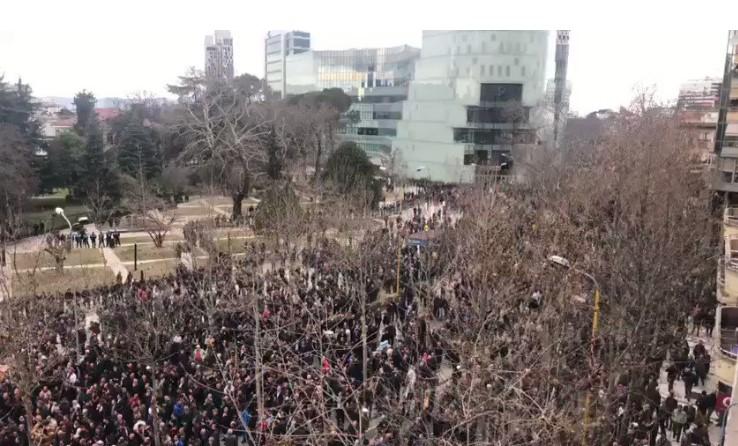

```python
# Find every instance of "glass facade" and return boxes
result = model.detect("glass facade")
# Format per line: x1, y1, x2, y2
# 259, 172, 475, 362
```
284, 46, 419, 95
264, 31, 311, 98
284, 45, 420, 160
310, 46, 419, 92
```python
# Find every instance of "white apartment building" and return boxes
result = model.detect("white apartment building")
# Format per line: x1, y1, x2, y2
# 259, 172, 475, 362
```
205, 30, 234, 80
265, 30, 311, 98
392, 30, 549, 183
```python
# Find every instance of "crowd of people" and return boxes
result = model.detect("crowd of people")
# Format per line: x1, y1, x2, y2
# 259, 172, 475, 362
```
71, 230, 121, 249
613, 336, 718, 446
0, 192, 471, 446
0, 184, 722, 446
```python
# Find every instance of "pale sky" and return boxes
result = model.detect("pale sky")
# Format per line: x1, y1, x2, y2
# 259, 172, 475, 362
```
1, 0, 736, 115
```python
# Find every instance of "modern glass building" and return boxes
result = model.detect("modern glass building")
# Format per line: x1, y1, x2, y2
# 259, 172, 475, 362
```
392, 31, 549, 183
269, 31, 551, 183
265, 30, 311, 98
283, 45, 420, 160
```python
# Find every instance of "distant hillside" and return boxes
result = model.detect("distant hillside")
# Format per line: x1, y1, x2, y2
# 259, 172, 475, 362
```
40, 97, 132, 109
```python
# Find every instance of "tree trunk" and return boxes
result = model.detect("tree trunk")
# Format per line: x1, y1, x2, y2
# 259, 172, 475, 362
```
231, 194, 244, 221
150, 372, 162, 446
54, 255, 64, 273
23, 396, 34, 446
253, 298, 265, 440
360, 283, 367, 441
313, 134, 323, 182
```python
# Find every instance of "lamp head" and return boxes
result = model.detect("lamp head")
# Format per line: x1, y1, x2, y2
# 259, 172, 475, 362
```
547, 255, 571, 268
54, 207, 65, 216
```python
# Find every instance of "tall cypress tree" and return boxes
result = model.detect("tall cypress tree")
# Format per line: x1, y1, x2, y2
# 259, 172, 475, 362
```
73, 117, 119, 204
117, 120, 161, 180
73, 90, 97, 136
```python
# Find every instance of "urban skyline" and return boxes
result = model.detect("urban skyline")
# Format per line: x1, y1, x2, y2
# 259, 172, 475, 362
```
0, 27, 731, 115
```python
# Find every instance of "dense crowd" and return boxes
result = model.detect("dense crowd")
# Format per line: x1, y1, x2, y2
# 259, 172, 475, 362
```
0, 184, 722, 446
0, 193, 465, 446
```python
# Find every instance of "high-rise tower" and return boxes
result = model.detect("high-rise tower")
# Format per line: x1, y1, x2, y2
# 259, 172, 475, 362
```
205, 30, 234, 80
553, 30, 570, 147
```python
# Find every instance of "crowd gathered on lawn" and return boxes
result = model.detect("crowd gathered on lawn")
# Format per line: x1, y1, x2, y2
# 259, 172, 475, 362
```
0, 186, 724, 446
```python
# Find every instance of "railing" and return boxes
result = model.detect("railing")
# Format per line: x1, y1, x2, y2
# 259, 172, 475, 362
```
721, 328, 738, 358
726, 256, 738, 271
726, 208, 738, 227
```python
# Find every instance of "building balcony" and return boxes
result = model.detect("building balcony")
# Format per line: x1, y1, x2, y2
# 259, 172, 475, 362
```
463, 143, 514, 154
726, 207, 738, 225
713, 176, 738, 193
722, 236, 738, 304
715, 306, 738, 386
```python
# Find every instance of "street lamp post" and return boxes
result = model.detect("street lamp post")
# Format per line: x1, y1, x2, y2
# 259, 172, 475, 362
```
548, 255, 601, 446
54, 207, 73, 233
55, 207, 80, 364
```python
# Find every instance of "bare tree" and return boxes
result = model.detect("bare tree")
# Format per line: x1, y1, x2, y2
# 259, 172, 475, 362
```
172, 76, 271, 220
0, 296, 66, 446
85, 177, 117, 226
43, 233, 70, 273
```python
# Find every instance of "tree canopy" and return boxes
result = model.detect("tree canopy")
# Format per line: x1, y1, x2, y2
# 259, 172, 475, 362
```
286, 88, 351, 113
73, 90, 96, 135
323, 142, 382, 208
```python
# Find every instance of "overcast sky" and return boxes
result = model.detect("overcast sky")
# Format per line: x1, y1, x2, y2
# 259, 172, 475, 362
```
1, 0, 736, 115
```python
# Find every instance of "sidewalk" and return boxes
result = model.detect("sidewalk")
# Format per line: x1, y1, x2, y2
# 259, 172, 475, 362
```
656, 332, 722, 445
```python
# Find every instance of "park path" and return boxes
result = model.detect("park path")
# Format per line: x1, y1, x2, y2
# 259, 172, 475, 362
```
656, 330, 722, 445
195, 198, 231, 218
88, 224, 129, 280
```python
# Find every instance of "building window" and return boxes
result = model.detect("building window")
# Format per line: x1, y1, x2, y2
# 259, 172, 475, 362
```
472, 57, 478, 65
357, 127, 379, 136
480, 65, 485, 76
505, 66, 510, 77
497, 66, 503, 77
467, 44, 471, 54
514, 57, 519, 66
480, 83, 523, 102
467, 106, 530, 124
481, 42, 486, 52
491, 33, 496, 41
521, 66, 526, 76
373, 111, 402, 120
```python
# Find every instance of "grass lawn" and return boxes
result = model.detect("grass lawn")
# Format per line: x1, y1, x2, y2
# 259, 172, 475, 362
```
116, 244, 179, 262
22, 204, 89, 228
13, 266, 114, 296
119, 233, 184, 245
133, 259, 179, 280
116, 244, 206, 262
173, 206, 222, 218
199, 196, 233, 206
212, 227, 253, 238
214, 237, 250, 254
9, 248, 105, 271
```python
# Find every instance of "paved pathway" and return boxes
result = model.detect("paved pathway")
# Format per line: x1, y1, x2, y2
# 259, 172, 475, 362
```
87, 224, 128, 280
656, 332, 722, 445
